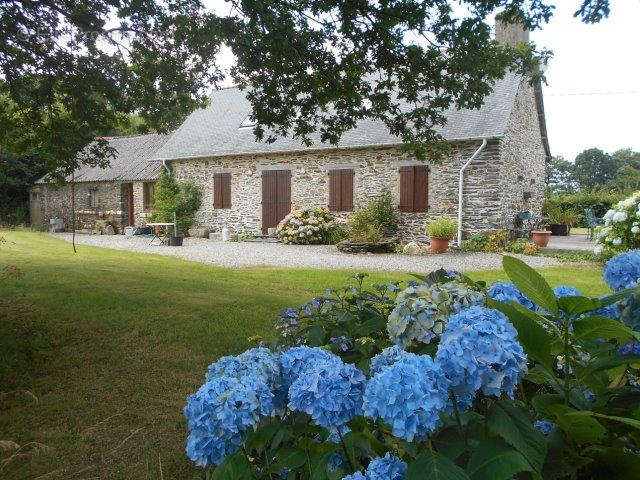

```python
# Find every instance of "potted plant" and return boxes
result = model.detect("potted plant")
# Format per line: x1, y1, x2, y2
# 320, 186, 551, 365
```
426, 216, 457, 253
547, 206, 576, 236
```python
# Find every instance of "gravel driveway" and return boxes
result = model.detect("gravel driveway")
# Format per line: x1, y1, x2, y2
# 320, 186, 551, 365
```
52, 233, 560, 272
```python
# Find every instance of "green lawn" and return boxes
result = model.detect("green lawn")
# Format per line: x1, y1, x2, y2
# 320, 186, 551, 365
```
0, 231, 610, 479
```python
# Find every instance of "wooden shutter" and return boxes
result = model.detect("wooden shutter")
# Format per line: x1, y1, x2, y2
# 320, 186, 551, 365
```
328, 169, 354, 211
262, 170, 277, 233
213, 173, 231, 209
275, 170, 291, 222
399, 165, 428, 212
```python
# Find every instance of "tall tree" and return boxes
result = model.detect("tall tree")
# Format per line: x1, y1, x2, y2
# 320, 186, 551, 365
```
572, 148, 619, 190
546, 155, 576, 193
0, 0, 614, 176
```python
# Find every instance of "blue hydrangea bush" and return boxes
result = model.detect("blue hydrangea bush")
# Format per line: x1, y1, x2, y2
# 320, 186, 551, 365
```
184, 255, 640, 479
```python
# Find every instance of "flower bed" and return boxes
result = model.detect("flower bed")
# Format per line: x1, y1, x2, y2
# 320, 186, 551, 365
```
183, 254, 640, 479
594, 191, 640, 257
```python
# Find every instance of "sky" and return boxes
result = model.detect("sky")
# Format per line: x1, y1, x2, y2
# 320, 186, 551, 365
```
204, 0, 640, 163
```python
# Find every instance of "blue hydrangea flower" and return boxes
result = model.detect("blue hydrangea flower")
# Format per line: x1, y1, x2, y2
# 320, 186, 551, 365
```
487, 282, 536, 311
342, 453, 407, 480
435, 306, 528, 399
280, 346, 340, 389
363, 355, 449, 441
330, 335, 352, 352
288, 359, 366, 430
619, 342, 640, 356
366, 453, 407, 479
387, 281, 485, 347
590, 299, 620, 319
327, 452, 347, 472
369, 346, 416, 376
604, 250, 640, 291
184, 374, 274, 467
205, 347, 286, 409
534, 420, 556, 436
553, 285, 582, 297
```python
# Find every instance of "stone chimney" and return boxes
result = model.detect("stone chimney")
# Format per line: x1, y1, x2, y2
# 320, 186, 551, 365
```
495, 17, 530, 46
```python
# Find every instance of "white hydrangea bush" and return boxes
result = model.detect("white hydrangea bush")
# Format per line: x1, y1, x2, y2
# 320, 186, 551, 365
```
275, 207, 338, 244
594, 191, 640, 257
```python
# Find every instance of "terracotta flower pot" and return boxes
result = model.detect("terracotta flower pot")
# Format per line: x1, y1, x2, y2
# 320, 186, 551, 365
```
429, 236, 451, 254
531, 230, 551, 248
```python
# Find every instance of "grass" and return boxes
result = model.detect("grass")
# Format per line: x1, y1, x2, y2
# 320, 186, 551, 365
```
0, 230, 610, 479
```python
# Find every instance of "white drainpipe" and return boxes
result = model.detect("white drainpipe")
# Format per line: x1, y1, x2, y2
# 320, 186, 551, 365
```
162, 159, 171, 173
458, 139, 487, 246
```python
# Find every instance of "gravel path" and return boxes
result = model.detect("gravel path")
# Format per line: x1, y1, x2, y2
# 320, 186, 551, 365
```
52, 233, 561, 272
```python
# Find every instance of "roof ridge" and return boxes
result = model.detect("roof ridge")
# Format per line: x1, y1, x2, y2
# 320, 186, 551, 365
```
102, 132, 165, 140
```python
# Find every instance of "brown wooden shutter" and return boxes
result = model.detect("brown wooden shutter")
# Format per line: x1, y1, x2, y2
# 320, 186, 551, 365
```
276, 170, 291, 222
213, 173, 231, 209
340, 169, 354, 211
414, 165, 428, 212
262, 170, 277, 233
328, 170, 340, 211
399, 166, 415, 212
399, 165, 428, 212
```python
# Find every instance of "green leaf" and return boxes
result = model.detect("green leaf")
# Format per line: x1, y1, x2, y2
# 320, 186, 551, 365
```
502, 256, 558, 313
597, 285, 640, 308
588, 412, 640, 431
307, 326, 325, 346
557, 296, 599, 316
355, 317, 387, 337
406, 450, 470, 480
466, 439, 533, 480
488, 299, 554, 369
531, 394, 564, 417
276, 447, 308, 469
573, 316, 636, 342
213, 453, 254, 480
432, 427, 466, 461
547, 405, 606, 444
591, 446, 640, 476
487, 400, 547, 473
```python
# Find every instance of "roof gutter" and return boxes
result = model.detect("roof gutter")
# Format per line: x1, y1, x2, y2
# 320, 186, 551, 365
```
458, 138, 487, 246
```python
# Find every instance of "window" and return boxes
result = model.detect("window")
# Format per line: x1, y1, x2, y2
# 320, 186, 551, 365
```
399, 165, 428, 212
328, 169, 354, 212
213, 172, 232, 209
143, 182, 155, 210
86, 188, 98, 208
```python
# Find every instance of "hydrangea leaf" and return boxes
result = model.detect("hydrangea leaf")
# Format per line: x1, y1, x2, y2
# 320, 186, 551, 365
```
406, 450, 470, 480
502, 256, 558, 313
275, 447, 308, 469
591, 446, 640, 476
431, 426, 466, 461
587, 412, 640, 431
531, 394, 564, 418
547, 405, 606, 444
487, 400, 547, 473
597, 285, 640, 307
573, 316, 636, 342
556, 296, 599, 316
212, 453, 254, 480
466, 439, 533, 480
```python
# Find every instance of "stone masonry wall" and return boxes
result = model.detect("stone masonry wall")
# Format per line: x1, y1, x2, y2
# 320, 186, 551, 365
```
498, 80, 547, 224
31, 181, 128, 232
171, 140, 503, 240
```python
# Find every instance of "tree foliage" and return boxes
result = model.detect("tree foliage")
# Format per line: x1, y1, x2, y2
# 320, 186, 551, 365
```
150, 169, 202, 234
0, 153, 46, 225
0, 0, 614, 175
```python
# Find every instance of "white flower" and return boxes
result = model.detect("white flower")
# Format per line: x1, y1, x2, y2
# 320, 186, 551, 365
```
604, 209, 615, 220
632, 226, 640, 234
622, 198, 636, 209
613, 237, 622, 246
594, 245, 603, 255
612, 211, 628, 223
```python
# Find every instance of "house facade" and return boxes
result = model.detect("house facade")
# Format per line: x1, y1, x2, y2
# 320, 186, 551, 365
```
30, 134, 168, 233
32, 21, 550, 240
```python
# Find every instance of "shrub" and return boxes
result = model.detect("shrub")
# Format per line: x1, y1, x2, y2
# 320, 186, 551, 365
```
184, 254, 640, 479
504, 237, 540, 255
276, 207, 339, 245
426, 216, 457, 239
545, 190, 624, 226
150, 169, 202, 234
460, 230, 507, 252
594, 191, 640, 257
347, 190, 400, 243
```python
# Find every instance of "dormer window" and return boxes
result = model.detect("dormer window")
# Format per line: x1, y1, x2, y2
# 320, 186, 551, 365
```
238, 116, 257, 129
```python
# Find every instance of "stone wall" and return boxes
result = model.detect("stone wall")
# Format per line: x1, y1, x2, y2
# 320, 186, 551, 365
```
498, 80, 547, 224
171, 140, 503, 240
31, 181, 129, 232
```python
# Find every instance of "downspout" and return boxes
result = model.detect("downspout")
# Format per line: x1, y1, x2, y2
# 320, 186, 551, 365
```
458, 139, 487, 246
162, 159, 171, 173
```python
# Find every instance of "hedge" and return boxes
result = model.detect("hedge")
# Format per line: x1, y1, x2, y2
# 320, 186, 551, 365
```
544, 190, 624, 226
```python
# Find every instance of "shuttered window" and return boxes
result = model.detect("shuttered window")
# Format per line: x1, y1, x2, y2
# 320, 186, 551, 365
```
328, 169, 354, 212
143, 182, 155, 210
213, 173, 232, 209
399, 165, 428, 212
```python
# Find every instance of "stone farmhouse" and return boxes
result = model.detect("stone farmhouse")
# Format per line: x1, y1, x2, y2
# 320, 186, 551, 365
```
31, 21, 550, 240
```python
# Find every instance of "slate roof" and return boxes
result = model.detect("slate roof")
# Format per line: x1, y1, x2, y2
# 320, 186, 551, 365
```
153, 71, 523, 161
36, 133, 170, 184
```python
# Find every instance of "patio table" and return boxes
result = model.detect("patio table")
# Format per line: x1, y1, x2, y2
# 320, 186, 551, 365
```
145, 222, 176, 245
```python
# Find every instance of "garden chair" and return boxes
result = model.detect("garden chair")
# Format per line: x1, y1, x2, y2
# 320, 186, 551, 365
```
584, 208, 600, 240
